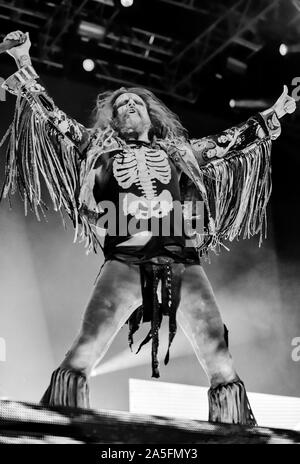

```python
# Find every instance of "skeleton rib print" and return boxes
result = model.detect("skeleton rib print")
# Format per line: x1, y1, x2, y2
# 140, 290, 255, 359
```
113, 147, 171, 200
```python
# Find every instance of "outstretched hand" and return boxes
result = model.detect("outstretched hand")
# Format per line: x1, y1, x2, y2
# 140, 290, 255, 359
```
273, 85, 296, 118
4, 30, 31, 60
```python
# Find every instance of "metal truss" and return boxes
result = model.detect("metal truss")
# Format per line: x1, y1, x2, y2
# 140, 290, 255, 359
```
157, 0, 212, 15
0, 0, 285, 103
166, 0, 281, 102
40, 0, 89, 60
92, 26, 178, 64
93, 58, 189, 99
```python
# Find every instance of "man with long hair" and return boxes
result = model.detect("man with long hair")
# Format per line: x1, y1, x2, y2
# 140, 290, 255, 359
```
1, 31, 296, 425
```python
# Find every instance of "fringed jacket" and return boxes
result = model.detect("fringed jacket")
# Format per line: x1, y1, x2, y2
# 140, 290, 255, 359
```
1, 64, 281, 257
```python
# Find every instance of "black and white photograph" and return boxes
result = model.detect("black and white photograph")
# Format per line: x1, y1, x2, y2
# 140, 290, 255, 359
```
0, 0, 299, 451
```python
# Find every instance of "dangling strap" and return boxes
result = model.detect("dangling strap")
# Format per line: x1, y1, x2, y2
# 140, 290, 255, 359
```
127, 264, 163, 377
135, 328, 152, 355
151, 265, 161, 378
127, 304, 144, 351
125, 262, 183, 377
163, 264, 177, 366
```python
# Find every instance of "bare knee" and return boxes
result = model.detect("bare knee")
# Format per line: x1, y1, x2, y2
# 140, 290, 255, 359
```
61, 324, 114, 376
179, 309, 236, 385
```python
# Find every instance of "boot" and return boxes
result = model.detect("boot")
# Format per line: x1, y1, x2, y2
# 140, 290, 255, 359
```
40, 367, 90, 408
208, 378, 257, 426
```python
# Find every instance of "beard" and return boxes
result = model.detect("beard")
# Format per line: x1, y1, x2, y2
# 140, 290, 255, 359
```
120, 129, 140, 140
114, 112, 150, 139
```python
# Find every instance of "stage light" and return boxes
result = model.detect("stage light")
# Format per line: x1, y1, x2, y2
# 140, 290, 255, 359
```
129, 379, 300, 430
226, 56, 247, 75
83, 59, 95, 72
78, 21, 106, 41
121, 0, 134, 7
279, 43, 288, 56
279, 42, 300, 54
229, 99, 268, 109
91, 324, 194, 377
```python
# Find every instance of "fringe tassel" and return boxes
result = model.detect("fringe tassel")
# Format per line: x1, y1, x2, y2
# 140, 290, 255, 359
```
40, 368, 90, 408
208, 379, 257, 426
198, 139, 272, 252
0, 92, 101, 254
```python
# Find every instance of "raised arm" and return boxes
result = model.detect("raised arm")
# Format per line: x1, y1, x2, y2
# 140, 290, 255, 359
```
2, 31, 90, 154
0, 31, 94, 247
182, 87, 296, 253
190, 86, 296, 166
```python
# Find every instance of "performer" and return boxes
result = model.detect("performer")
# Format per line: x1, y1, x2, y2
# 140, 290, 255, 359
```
1, 31, 296, 425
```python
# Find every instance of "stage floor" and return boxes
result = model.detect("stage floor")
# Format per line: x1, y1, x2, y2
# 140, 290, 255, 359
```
0, 400, 299, 444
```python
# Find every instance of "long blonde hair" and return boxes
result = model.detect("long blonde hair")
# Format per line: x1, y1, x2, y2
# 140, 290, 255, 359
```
91, 86, 188, 141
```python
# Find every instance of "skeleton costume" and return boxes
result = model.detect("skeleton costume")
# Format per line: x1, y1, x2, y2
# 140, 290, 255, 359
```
1, 65, 281, 425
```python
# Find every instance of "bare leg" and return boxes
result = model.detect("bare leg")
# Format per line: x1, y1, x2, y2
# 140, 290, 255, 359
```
178, 264, 237, 387
61, 259, 142, 376
177, 264, 256, 425
41, 259, 142, 407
